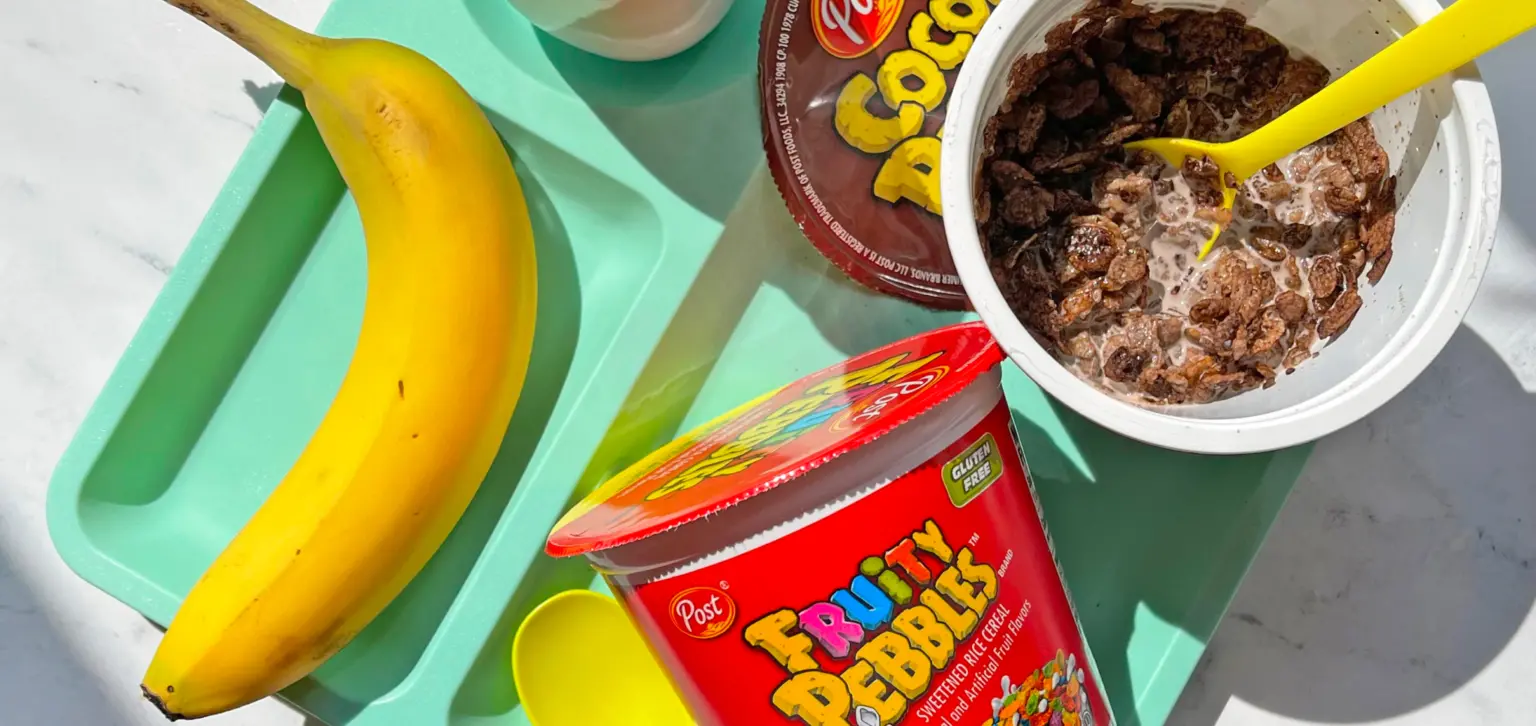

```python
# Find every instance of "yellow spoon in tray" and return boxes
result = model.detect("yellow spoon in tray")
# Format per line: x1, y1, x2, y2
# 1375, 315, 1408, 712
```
513, 590, 695, 726
1127, 0, 1536, 260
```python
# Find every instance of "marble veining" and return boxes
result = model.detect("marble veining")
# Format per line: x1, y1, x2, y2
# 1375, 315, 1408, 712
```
0, 2, 327, 724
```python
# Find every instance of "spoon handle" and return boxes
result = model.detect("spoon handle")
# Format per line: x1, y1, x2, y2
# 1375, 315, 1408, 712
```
1235, 0, 1536, 167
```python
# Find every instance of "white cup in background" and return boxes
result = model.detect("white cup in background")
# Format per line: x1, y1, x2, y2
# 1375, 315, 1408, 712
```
509, 0, 737, 61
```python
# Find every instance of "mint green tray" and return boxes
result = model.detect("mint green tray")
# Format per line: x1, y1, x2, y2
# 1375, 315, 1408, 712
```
45, 0, 1308, 724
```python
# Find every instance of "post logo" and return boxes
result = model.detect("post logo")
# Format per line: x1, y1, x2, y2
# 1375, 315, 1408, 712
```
832, 365, 947, 431
670, 586, 737, 640
811, 0, 904, 59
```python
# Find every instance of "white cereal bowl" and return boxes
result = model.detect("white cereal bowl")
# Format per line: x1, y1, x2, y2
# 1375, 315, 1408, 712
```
942, 0, 1501, 455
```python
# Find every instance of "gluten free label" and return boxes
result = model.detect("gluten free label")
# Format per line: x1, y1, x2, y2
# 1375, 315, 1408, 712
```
943, 432, 1002, 507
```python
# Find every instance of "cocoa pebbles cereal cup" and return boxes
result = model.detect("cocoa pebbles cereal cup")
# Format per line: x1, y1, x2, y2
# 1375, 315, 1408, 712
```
941, 0, 1500, 454
547, 322, 1115, 726
760, 0, 1006, 309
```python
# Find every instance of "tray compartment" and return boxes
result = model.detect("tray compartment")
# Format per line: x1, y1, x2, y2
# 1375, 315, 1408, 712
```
75, 102, 343, 557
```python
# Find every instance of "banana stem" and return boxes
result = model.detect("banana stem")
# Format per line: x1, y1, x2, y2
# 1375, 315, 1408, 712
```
163, 0, 321, 89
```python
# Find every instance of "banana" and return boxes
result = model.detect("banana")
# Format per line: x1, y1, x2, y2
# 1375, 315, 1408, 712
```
141, 0, 537, 718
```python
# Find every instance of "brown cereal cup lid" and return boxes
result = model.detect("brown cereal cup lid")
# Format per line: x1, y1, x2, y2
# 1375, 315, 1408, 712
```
760, 0, 998, 310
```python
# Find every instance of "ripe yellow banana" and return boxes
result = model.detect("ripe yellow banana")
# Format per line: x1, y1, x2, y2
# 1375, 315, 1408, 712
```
141, 0, 537, 719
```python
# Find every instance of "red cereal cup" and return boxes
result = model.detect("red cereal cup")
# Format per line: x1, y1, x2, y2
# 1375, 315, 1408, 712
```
547, 322, 1115, 726
759, 0, 994, 310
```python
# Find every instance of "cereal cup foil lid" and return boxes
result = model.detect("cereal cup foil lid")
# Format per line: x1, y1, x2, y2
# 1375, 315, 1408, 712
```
546, 321, 1004, 556
760, 0, 997, 309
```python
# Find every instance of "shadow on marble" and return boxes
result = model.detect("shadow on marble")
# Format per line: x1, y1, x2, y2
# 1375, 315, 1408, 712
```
1170, 324, 1536, 724
0, 551, 123, 724
242, 79, 282, 114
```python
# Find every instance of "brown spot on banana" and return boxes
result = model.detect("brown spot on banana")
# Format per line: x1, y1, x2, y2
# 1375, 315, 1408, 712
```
310, 618, 360, 663
170, 1, 211, 19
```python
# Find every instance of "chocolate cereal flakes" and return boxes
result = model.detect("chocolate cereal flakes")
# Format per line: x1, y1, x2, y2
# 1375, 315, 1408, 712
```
977, 0, 1397, 405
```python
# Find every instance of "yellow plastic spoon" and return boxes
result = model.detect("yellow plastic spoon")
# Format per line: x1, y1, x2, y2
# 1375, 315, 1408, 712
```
513, 589, 696, 726
1127, 0, 1536, 260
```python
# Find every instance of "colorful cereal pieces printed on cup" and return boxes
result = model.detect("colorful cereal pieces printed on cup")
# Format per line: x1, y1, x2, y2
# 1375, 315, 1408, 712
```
988, 651, 1095, 726
668, 586, 736, 639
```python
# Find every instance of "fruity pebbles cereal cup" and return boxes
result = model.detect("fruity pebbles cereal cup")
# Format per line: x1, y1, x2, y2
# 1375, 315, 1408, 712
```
547, 322, 1114, 726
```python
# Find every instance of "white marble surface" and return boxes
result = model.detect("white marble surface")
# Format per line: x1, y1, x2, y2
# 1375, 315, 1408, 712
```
0, 1, 1531, 725
0, 2, 322, 724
